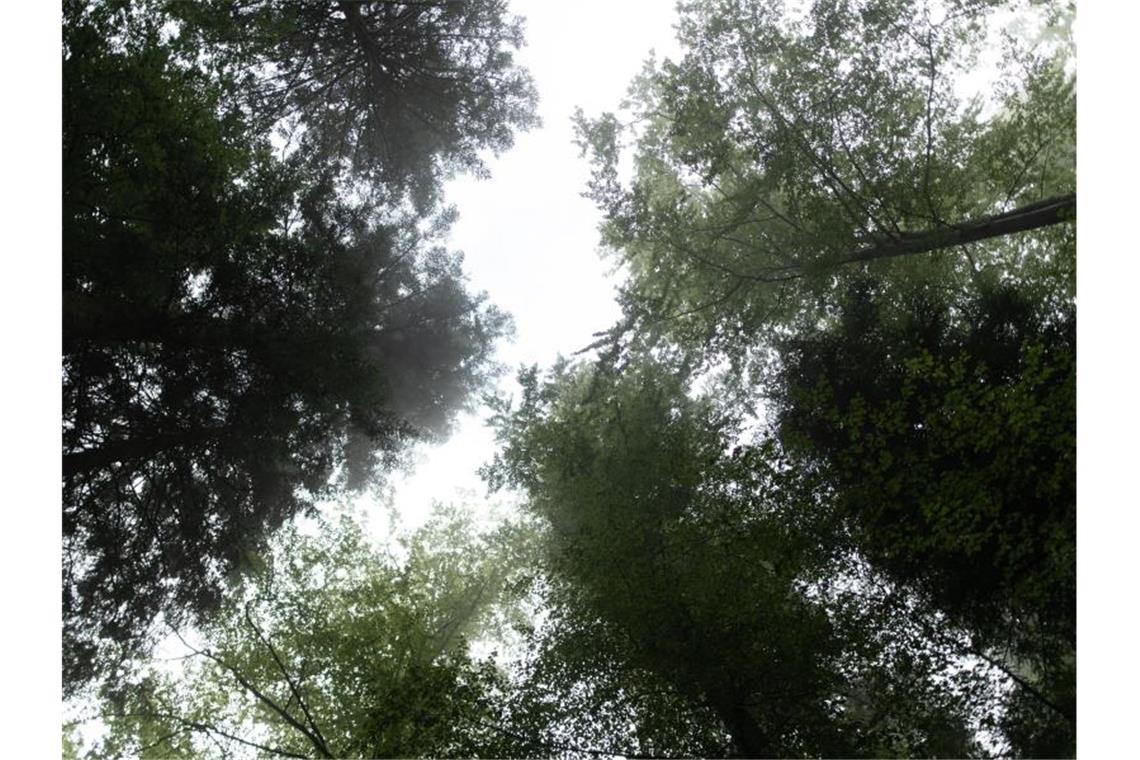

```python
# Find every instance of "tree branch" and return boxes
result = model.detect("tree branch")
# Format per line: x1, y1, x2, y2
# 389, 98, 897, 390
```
244, 602, 334, 757
830, 192, 1075, 268
168, 627, 334, 758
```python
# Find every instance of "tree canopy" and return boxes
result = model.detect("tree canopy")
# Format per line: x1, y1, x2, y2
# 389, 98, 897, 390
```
485, 357, 1017, 757
773, 278, 1075, 665
167, 0, 539, 210
509, 0, 1076, 753
74, 510, 540, 758
64, 0, 1077, 756
576, 0, 1074, 367
63, 0, 533, 693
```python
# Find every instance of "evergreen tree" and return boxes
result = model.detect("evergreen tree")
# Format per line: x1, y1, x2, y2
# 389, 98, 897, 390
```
62, 0, 532, 692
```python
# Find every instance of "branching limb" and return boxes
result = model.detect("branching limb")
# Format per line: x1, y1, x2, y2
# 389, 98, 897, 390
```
243, 602, 334, 758
167, 626, 334, 758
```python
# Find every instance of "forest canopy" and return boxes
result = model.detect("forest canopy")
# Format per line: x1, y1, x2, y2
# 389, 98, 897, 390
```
63, 0, 534, 694
64, 0, 1076, 757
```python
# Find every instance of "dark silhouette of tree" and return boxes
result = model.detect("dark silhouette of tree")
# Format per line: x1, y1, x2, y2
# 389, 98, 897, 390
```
485, 360, 989, 758
771, 278, 1076, 754
62, 0, 529, 694
169, 0, 539, 209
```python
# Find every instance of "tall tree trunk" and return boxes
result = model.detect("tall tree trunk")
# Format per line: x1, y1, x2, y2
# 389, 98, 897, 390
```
710, 695, 774, 758
833, 193, 1076, 269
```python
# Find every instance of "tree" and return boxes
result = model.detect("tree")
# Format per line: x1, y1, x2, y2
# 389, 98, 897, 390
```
575, 0, 1074, 366
562, 1, 1075, 751
485, 359, 994, 757
167, 0, 539, 210
74, 510, 543, 759
62, 0, 530, 693
770, 277, 1076, 752
501, 579, 739, 759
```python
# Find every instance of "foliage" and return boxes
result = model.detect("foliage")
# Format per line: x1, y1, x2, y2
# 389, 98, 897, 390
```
575, 0, 1075, 368
557, 0, 1076, 752
503, 584, 737, 758
77, 510, 538, 759
486, 358, 995, 757
770, 277, 1076, 749
166, 0, 539, 210
62, 0, 530, 693
62, 1, 1079, 757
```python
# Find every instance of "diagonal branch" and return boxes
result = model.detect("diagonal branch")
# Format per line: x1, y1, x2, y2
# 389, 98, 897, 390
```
169, 627, 334, 758
829, 192, 1075, 268
742, 68, 892, 240
968, 645, 1075, 725
244, 602, 334, 757
133, 708, 313, 760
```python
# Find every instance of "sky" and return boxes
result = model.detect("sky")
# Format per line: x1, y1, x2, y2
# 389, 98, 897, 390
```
372, 1, 684, 536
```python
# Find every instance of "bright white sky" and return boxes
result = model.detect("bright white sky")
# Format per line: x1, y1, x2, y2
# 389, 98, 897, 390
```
371, 1, 684, 537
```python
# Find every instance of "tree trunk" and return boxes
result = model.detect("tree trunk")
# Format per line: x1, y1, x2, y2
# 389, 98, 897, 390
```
834, 192, 1076, 268
710, 695, 774, 758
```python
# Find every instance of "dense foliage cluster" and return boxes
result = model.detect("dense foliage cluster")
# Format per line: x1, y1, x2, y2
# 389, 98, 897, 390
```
63, 0, 533, 693
65, 0, 1076, 757
79, 513, 539, 758
487, 358, 1014, 757
773, 281, 1076, 678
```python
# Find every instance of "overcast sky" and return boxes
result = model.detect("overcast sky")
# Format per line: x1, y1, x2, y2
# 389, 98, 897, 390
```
371, 1, 684, 536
